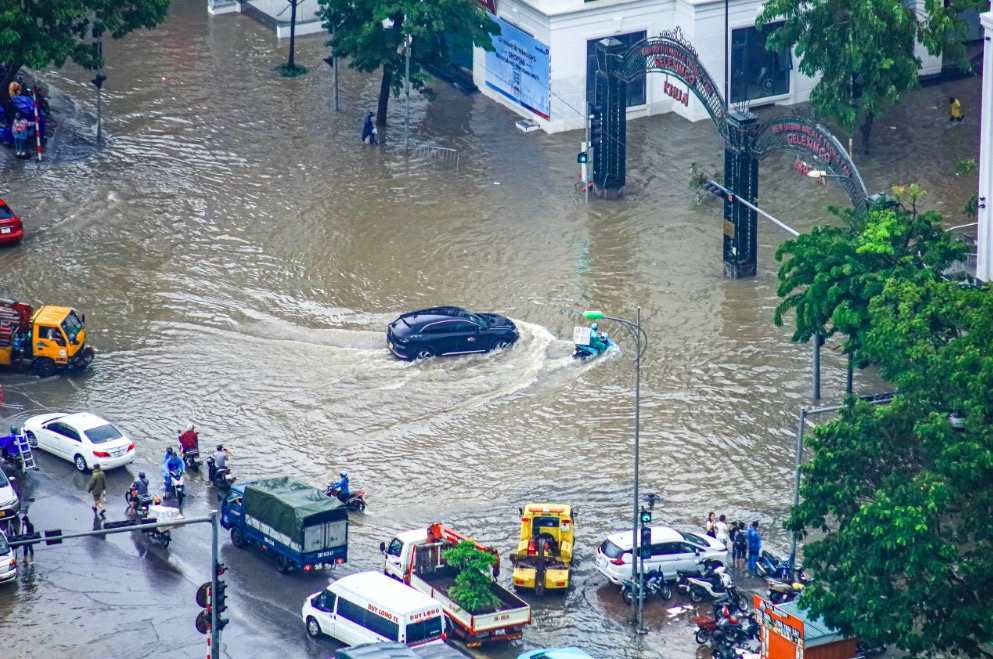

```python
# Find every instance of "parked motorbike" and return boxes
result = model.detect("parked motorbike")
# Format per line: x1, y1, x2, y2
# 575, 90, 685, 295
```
182, 447, 201, 471
675, 558, 724, 596
325, 485, 367, 512
856, 640, 887, 656
165, 470, 186, 510
766, 577, 805, 604
755, 550, 807, 582
207, 456, 236, 490
620, 568, 672, 605
686, 565, 746, 611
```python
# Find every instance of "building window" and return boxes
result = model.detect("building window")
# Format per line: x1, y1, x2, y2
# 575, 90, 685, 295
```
586, 31, 647, 109
730, 22, 791, 103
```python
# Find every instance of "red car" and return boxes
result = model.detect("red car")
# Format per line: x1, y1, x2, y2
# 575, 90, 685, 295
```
0, 200, 24, 244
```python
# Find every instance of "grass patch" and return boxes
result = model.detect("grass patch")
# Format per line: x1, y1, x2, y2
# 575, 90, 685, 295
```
275, 63, 309, 77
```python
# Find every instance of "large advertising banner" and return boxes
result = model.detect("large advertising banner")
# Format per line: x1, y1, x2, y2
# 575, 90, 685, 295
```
485, 17, 550, 120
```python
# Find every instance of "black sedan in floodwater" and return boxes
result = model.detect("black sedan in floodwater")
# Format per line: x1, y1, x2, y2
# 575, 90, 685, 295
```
387, 306, 519, 360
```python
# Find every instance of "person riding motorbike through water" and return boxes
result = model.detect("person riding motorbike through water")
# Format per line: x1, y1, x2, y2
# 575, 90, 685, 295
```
178, 422, 199, 458
208, 444, 229, 483
329, 470, 350, 501
586, 322, 606, 355
162, 447, 185, 491
129, 471, 150, 515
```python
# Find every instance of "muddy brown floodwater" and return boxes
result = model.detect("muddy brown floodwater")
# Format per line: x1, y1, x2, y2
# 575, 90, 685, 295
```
0, 2, 983, 657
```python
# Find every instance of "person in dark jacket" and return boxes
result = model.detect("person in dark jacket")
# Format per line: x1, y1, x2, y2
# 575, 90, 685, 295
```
86, 463, 107, 518
362, 112, 377, 145
20, 514, 34, 562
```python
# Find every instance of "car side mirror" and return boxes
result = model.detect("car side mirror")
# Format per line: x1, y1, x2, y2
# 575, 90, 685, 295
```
379, 542, 386, 553
82, 314, 86, 324
518, 507, 523, 517
72, 339, 80, 346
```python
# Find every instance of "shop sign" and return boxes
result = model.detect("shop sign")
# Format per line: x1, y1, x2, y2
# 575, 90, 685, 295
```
755, 595, 804, 647
664, 80, 688, 106
768, 120, 853, 178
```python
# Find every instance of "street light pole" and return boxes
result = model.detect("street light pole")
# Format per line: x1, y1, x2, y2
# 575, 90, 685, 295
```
583, 307, 649, 633
404, 34, 411, 156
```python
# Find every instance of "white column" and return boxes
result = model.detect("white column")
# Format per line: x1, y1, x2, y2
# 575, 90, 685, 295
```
978, 9, 993, 281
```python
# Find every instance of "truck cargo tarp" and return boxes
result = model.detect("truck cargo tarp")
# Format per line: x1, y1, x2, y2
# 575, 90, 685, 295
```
244, 478, 347, 545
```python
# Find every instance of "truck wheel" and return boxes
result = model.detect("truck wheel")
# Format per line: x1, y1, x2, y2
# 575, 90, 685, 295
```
76, 347, 94, 370
230, 527, 246, 548
34, 358, 56, 378
275, 554, 291, 574
306, 616, 322, 639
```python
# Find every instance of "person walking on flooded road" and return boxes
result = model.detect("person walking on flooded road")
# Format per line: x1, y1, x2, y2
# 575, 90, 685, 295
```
949, 97, 964, 124
86, 463, 107, 518
362, 112, 378, 145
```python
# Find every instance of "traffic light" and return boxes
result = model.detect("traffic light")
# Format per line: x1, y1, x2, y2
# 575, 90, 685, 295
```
588, 104, 603, 146
214, 563, 229, 630
702, 181, 728, 199
640, 525, 652, 559
195, 581, 212, 635
640, 508, 652, 525
577, 152, 588, 164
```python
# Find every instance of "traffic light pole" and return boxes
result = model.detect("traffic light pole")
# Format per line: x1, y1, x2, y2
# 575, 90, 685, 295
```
211, 511, 220, 659
585, 106, 591, 206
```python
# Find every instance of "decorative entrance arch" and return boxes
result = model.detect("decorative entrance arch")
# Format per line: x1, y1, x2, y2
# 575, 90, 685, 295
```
590, 29, 868, 278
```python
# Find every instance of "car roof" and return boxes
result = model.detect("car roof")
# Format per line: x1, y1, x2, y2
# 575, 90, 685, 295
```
399, 307, 470, 323
329, 571, 442, 616
60, 412, 114, 431
605, 525, 683, 548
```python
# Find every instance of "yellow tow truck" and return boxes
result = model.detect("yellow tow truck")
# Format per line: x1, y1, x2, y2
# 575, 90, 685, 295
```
0, 298, 95, 377
511, 503, 574, 594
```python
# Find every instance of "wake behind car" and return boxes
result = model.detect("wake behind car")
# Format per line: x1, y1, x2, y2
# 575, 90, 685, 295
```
0, 200, 24, 245
23, 412, 135, 472
387, 306, 519, 360
595, 525, 727, 584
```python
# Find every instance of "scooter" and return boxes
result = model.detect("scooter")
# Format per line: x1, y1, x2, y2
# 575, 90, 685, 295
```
620, 568, 672, 605
181, 445, 201, 471
686, 565, 747, 611
755, 550, 807, 582
676, 558, 724, 596
766, 577, 805, 604
325, 485, 367, 512
573, 336, 614, 360
165, 470, 186, 510
207, 457, 236, 490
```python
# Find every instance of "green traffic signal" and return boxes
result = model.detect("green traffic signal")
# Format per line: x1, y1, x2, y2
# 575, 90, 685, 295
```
640, 509, 652, 524
578, 152, 588, 164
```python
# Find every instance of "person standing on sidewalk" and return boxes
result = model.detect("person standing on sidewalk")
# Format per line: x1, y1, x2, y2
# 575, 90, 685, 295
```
86, 463, 106, 518
715, 514, 730, 551
747, 521, 762, 572
12, 112, 28, 157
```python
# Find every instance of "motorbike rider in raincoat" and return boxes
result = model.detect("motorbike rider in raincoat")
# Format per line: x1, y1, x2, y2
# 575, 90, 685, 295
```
162, 447, 185, 491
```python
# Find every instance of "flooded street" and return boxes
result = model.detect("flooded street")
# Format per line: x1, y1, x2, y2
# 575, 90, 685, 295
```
0, 1, 983, 657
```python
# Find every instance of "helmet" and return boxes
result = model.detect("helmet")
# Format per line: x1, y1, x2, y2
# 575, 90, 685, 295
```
138, 471, 146, 479
93, 463, 100, 470
9, 425, 17, 433
186, 422, 195, 431
340, 470, 349, 477
590, 322, 598, 332
165, 447, 173, 455
154, 496, 161, 504
216, 444, 223, 451
600, 332, 608, 340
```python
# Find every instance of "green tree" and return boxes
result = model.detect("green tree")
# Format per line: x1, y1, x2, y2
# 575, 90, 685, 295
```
442, 541, 501, 614
317, 0, 498, 126
756, 0, 980, 153
789, 276, 993, 657
774, 185, 966, 369
0, 0, 170, 104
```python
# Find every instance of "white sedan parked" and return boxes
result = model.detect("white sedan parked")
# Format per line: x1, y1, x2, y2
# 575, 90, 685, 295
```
24, 412, 136, 472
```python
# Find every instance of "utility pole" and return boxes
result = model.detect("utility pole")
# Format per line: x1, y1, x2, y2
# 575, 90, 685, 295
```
211, 511, 220, 659
404, 34, 412, 156
585, 105, 591, 206
333, 28, 340, 112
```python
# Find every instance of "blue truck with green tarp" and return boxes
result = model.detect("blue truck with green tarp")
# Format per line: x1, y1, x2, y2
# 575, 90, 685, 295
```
221, 477, 349, 574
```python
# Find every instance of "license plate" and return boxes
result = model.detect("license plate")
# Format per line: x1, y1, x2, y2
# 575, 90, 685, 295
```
1, 228, 10, 234
113, 450, 124, 457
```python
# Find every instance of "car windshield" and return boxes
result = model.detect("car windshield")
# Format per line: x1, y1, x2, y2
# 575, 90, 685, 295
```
0, 205, 14, 220
61, 311, 84, 342
0, 535, 7, 554
601, 539, 626, 558
680, 531, 709, 547
85, 424, 124, 444
467, 313, 488, 328
0, 470, 8, 487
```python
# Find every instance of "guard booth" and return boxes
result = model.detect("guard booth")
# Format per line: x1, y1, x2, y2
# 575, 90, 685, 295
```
754, 596, 858, 659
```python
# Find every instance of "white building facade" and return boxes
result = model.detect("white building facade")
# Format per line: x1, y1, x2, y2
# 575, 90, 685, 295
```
978, 7, 993, 282
470, 0, 946, 134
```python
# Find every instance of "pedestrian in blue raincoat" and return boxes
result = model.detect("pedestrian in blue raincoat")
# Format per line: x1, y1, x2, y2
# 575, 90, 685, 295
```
747, 521, 762, 572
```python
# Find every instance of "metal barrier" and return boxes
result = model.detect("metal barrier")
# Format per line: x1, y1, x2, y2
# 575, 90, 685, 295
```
407, 145, 459, 172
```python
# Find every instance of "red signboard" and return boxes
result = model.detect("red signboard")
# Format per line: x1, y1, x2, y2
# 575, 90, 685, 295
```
478, 0, 496, 14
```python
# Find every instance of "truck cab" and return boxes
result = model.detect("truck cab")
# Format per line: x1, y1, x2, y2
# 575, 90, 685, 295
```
511, 504, 574, 593
0, 300, 94, 377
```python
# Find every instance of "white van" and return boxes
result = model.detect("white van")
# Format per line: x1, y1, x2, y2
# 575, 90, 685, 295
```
302, 571, 446, 648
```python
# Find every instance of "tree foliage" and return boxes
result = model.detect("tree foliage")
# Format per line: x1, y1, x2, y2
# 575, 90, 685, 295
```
774, 185, 966, 367
317, 0, 498, 125
756, 0, 980, 152
791, 275, 993, 657
442, 541, 501, 614
0, 0, 170, 103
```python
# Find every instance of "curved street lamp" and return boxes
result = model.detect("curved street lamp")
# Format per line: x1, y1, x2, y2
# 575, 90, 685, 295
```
583, 308, 649, 633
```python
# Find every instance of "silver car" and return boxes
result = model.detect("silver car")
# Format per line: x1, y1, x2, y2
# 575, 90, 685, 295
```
595, 526, 728, 584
